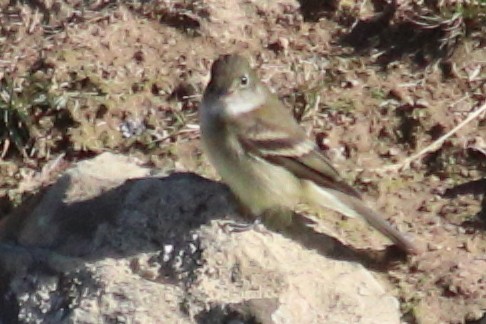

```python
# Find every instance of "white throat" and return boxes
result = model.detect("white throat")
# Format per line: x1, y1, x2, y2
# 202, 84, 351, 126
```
224, 87, 266, 116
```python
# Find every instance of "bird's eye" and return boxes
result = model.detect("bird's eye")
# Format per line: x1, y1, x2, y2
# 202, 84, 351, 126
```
240, 75, 249, 87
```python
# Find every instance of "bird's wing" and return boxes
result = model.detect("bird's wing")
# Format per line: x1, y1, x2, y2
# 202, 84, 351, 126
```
229, 102, 362, 199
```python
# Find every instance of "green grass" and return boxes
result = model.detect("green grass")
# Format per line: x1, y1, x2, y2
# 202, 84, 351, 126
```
0, 73, 74, 159
0, 78, 32, 157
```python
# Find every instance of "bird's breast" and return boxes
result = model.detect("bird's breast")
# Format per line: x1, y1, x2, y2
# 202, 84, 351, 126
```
200, 100, 301, 214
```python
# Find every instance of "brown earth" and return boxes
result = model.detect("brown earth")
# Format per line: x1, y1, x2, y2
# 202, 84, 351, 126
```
0, 0, 485, 323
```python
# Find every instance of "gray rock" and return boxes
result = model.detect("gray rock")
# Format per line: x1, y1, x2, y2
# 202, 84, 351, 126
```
0, 153, 401, 323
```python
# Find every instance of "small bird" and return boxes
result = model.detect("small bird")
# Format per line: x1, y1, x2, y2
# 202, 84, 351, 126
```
199, 54, 419, 254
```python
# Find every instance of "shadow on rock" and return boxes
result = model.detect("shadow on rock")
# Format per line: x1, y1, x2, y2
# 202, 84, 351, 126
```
258, 213, 407, 272
267, 212, 409, 271
1, 172, 233, 259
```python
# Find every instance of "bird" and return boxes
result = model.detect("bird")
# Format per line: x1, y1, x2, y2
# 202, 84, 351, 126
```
199, 54, 419, 254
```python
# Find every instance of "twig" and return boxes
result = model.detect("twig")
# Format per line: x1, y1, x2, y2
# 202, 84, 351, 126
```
384, 101, 486, 172
448, 94, 469, 109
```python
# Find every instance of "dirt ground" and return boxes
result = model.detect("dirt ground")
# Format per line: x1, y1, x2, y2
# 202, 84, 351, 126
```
1, 0, 485, 323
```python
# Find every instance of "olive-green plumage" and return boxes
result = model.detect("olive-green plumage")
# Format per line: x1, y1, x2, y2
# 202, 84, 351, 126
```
200, 54, 419, 254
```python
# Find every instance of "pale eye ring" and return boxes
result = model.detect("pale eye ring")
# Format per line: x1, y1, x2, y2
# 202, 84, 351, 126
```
240, 75, 249, 87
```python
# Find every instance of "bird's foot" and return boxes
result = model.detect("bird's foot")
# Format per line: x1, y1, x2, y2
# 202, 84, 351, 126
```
219, 218, 268, 234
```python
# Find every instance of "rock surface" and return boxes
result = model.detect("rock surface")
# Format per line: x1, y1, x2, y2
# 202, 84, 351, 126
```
0, 153, 401, 323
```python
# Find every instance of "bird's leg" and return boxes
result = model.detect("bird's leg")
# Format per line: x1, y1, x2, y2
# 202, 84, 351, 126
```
220, 207, 294, 234
220, 217, 264, 233
217, 196, 266, 233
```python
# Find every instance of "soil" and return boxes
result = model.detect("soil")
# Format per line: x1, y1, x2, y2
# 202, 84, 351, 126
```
0, 0, 485, 323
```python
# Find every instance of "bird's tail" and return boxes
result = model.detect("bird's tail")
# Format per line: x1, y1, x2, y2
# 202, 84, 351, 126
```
303, 181, 420, 254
